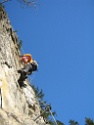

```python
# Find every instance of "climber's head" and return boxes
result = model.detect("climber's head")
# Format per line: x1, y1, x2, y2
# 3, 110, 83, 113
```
21, 54, 32, 64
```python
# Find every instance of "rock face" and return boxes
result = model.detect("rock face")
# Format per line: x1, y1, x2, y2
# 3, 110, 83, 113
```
0, 5, 46, 125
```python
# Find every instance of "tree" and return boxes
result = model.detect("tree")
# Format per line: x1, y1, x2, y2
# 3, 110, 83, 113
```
69, 120, 79, 125
56, 120, 65, 125
30, 84, 58, 124
85, 118, 94, 125
17, 39, 23, 50
17, 0, 37, 7
0, 0, 38, 7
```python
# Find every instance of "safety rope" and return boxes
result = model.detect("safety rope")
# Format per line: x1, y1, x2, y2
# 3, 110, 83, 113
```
34, 100, 58, 125
49, 110, 58, 125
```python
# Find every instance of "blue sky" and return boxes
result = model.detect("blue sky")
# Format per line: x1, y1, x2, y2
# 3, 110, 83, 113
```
4, 0, 94, 124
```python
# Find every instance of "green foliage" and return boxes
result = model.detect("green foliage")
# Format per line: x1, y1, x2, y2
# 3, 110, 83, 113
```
0, 3, 5, 10
85, 118, 94, 125
0, 0, 12, 5
69, 120, 79, 125
56, 120, 65, 125
36, 88, 44, 99
31, 84, 44, 100
48, 120, 55, 125
30, 85, 94, 125
42, 111, 50, 119
30, 84, 58, 124
17, 39, 22, 50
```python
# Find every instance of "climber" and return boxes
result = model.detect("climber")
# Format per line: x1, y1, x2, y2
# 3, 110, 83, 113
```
18, 54, 38, 87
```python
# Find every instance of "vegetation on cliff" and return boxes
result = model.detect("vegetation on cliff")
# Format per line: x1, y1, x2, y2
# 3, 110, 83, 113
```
31, 84, 94, 125
0, 2, 94, 125
0, 0, 38, 7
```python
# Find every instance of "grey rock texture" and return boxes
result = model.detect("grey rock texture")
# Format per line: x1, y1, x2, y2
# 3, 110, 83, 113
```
0, 5, 47, 125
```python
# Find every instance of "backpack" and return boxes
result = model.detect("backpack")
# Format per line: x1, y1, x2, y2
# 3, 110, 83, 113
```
31, 60, 38, 71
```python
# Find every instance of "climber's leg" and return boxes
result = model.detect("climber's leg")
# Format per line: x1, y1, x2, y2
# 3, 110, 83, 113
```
18, 72, 27, 87
17, 63, 33, 87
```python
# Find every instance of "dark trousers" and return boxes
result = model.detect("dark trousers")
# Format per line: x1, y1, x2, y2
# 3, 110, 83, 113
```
18, 63, 33, 87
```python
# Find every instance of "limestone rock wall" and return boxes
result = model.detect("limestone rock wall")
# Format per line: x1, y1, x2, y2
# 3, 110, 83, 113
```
0, 5, 46, 125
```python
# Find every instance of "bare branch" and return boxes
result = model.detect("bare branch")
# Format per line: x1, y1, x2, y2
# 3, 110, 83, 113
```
17, 0, 37, 7
0, 0, 11, 4
0, 0, 38, 7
